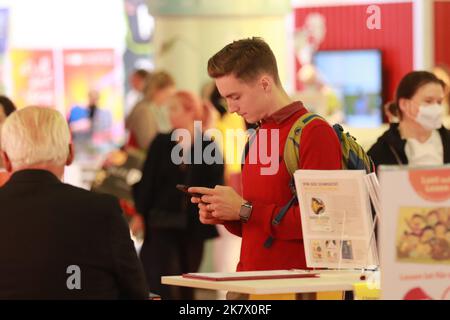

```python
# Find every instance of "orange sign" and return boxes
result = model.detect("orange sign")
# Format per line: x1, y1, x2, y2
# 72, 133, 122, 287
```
409, 169, 450, 202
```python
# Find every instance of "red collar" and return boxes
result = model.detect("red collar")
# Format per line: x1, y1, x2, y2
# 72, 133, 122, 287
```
262, 101, 304, 125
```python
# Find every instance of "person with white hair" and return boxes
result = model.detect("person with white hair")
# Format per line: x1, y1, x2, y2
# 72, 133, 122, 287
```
0, 106, 148, 299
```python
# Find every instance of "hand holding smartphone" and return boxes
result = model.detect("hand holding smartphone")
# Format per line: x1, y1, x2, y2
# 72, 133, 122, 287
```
176, 184, 204, 199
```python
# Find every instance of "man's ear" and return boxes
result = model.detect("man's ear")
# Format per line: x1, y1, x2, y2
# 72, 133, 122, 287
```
260, 76, 272, 93
1, 151, 12, 172
66, 144, 74, 166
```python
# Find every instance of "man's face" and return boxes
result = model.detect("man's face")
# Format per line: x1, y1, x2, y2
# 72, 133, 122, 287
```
215, 74, 270, 123
0, 107, 6, 123
131, 74, 146, 92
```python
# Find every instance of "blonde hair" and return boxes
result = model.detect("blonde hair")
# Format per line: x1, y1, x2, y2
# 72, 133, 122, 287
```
144, 70, 175, 100
1, 106, 71, 169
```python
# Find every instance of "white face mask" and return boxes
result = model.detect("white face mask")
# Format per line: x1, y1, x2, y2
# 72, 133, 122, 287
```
390, 116, 400, 124
415, 104, 443, 130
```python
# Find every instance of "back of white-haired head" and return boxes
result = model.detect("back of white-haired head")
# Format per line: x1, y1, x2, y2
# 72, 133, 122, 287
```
1, 106, 71, 169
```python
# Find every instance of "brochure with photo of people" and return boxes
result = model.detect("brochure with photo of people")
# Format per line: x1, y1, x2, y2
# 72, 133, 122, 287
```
380, 166, 450, 300
294, 170, 378, 269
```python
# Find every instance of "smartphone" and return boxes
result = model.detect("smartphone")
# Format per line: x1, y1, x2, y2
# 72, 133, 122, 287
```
148, 292, 161, 300
176, 184, 203, 198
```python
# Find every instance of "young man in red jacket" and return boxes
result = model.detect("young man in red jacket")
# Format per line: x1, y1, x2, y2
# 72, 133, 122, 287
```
190, 37, 342, 272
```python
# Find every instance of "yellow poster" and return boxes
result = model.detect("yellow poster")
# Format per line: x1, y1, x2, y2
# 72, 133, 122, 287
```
10, 49, 55, 109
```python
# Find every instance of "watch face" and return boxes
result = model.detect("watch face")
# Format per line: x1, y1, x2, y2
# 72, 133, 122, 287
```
240, 203, 252, 222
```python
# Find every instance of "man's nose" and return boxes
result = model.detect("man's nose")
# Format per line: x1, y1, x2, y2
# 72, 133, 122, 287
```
227, 102, 238, 113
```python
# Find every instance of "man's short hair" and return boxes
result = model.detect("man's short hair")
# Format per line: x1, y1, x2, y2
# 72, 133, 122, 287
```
1, 106, 71, 169
207, 37, 281, 85
133, 69, 149, 79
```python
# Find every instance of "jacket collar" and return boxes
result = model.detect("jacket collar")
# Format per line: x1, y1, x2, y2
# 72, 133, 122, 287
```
384, 123, 450, 164
262, 101, 305, 125
384, 123, 405, 145
383, 123, 408, 164
7, 169, 62, 184
438, 126, 450, 163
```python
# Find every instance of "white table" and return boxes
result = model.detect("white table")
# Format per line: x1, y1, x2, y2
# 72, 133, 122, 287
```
162, 270, 378, 300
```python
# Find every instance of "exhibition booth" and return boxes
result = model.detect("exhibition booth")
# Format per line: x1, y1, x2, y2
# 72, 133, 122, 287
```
0, 0, 449, 301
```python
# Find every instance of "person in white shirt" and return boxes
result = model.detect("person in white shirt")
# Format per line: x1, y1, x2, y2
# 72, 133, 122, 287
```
368, 71, 448, 168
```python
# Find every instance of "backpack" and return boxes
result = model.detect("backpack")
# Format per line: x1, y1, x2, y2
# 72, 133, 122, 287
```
243, 112, 375, 248
283, 112, 375, 176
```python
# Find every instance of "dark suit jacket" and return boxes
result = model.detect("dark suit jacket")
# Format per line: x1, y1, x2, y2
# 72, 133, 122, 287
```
0, 169, 148, 299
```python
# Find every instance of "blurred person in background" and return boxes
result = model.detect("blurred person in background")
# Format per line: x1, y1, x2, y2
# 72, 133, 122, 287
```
132, 91, 223, 300
202, 82, 244, 277
126, 70, 176, 151
0, 106, 148, 299
383, 101, 400, 124
68, 89, 113, 158
203, 83, 245, 192
125, 68, 150, 118
433, 65, 450, 126
368, 71, 449, 168
0, 95, 16, 123
100, 71, 175, 237
0, 95, 17, 186
295, 63, 343, 123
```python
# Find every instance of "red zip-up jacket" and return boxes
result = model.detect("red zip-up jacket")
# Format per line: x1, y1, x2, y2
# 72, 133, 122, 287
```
225, 102, 342, 271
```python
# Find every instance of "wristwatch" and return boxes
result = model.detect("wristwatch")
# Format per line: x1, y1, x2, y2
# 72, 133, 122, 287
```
239, 201, 253, 223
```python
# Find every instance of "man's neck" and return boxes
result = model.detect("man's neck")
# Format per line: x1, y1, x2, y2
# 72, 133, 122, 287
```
266, 87, 293, 117
12, 164, 64, 181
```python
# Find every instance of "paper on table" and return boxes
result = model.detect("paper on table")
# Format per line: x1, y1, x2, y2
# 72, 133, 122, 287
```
182, 270, 318, 281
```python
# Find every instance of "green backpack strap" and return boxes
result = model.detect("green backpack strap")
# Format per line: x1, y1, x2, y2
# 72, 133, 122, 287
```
283, 112, 325, 176
263, 112, 324, 249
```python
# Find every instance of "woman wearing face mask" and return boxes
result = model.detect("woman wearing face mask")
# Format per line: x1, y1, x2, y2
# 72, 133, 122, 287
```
368, 71, 448, 168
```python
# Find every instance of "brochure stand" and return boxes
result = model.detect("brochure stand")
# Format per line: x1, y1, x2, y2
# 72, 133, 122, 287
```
294, 170, 379, 270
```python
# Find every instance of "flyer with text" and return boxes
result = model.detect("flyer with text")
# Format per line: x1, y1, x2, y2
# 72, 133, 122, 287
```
379, 166, 450, 300
294, 170, 377, 269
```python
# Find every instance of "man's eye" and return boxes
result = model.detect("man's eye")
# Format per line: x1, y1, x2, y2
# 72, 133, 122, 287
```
233, 96, 240, 101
